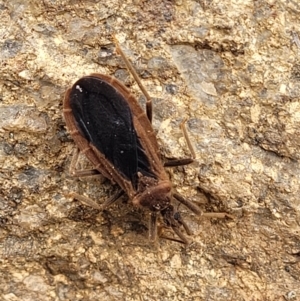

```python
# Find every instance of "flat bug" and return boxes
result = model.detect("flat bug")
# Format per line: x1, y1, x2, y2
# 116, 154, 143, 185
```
63, 39, 229, 244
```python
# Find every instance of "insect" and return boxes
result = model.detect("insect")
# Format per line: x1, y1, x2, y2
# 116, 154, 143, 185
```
63, 39, 229, 244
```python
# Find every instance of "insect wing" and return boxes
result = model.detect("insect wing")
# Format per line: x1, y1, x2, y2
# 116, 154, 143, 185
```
68, 75, 139, 183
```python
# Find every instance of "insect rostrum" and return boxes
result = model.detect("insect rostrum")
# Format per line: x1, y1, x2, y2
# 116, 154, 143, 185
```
63, 47, 228, 243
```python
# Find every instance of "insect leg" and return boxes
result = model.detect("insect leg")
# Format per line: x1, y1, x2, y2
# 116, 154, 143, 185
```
163, 118, 196, 167
114, 36, 153, 122
180, 118, 196, 159
171, 123, 233, 218
65, 192, 102, 210
69, 148, 101, 178
173, 192, 233, 218
160, 205, 190, 244
66, 189, 125, 211
173, 192, 202, 215
149, 212, 158, 242
163, 158, 194, 167
159, 233, 187, 244
101, 189, 125, 209
173, 211, 192, 236
170, 225, 189, 244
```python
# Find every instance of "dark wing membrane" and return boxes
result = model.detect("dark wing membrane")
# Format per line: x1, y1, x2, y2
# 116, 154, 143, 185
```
68, 75, 153, 186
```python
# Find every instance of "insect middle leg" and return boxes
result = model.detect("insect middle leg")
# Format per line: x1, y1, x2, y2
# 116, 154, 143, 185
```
149, 211, 190, 244
168, 121, 233, 219
164, 118, 195, 167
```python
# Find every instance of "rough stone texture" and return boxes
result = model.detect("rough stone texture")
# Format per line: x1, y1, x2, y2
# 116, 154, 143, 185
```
0, 0, 300, 300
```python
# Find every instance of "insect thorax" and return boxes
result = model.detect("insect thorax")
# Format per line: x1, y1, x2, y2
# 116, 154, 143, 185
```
132, 174, 172, 212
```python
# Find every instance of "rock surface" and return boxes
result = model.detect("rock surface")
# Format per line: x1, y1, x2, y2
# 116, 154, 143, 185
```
0, 0, 299, 300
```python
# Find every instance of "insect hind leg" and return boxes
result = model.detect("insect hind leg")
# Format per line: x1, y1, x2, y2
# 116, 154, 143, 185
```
65, 189, 125, 211
163, 119, 196, 167
114, 35, 153, 123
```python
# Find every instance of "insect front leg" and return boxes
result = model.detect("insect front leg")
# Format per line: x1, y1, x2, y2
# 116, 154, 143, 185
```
168, 120, 233, 219
173, 192, 233, 219
160, 206, 190, 244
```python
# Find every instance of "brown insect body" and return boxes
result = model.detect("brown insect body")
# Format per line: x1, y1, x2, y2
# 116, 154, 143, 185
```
64, 73, 172, 208
63, 44, 230, 243
64, 73, 171, 202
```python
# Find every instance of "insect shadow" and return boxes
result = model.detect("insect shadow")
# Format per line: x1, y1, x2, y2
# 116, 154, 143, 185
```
63, 38, 231, 244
